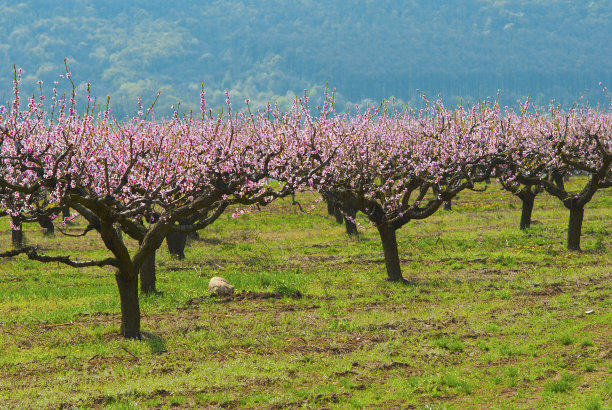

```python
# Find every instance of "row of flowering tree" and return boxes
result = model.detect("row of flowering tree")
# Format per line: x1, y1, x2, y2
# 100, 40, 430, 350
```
1, 69, 610, 337
320, 98, 611, 271
0, 70, 335, 338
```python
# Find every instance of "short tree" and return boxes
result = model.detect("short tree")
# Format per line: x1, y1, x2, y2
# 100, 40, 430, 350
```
320, 100, 499, 282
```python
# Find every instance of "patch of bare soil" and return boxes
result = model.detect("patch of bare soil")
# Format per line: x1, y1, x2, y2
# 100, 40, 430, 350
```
195, 237, 224, 245
290, 254, 341, 268
228, 290, 303, 301
0, 363, 64, 383
516, 273, 612, 300
271, 392, 352, 409
0, 275, 24, 283
357, 316, 467, 337
524, 284, 565, 297
359, 360, 419, 373
83, 354, 138, 370
185, 290, 303, 307
282, 333, 389, 356
72, 311, 115, 323
352, 298, 431, 313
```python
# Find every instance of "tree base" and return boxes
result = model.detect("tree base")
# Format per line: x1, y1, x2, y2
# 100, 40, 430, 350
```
116, 271, 141, 339
385, 277, 418, 285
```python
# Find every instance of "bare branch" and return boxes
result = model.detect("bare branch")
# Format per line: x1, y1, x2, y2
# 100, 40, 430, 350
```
0, 246, 118, 268
58, 224, 97, 237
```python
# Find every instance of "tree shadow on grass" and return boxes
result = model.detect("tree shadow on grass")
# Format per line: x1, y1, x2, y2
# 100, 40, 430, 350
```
141, 331, 168, 354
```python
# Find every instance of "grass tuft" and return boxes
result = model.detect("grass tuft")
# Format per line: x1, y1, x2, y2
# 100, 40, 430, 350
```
559, 333, 576, 346
433, 336, 465, 353
545, 374, 578, 394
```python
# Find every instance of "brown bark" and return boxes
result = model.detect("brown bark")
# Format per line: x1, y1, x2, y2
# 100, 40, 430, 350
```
115, 270, 141, 339
567, 204, 584, 251
38, 215, 55, 236
519, 192, 535, 230
62, 207, 74, 225
139, 250, 156, 294
334, 205, 344, 225
327, 200, 335, 216
377, 224, 404, 282
166, 230, 187, 259
11, 217, 24, 248
344, 207, 358, 237
552, 171, 565, 191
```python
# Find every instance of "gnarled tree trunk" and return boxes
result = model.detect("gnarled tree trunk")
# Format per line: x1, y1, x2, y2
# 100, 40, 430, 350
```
344, 207, 358, 237
166, 219, 193, 259
11, 216, 24, 248
566, 202, 584, 251
519, 191, 535, 230
377, 223, 403, 282
37, 215, 55, 236
115, 270, 140, 339
326, 199, 335, 216
62, 207, 73, 225
552, 171, 565, 191
334, 205, 344, 225
139, 250, 156, 294
166, 229, 187, 259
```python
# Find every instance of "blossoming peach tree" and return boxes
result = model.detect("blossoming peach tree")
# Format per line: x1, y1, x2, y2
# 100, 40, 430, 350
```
317, 99, 501, 282
493, 102, 568, 231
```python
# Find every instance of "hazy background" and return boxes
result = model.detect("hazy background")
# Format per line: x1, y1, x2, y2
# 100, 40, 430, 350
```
1, 0, 611, 117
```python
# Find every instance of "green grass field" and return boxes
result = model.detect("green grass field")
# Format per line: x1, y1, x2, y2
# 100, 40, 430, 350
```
0, 181, 610, 409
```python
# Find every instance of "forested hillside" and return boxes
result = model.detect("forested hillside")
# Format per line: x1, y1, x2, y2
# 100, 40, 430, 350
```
1, 0, 611, 116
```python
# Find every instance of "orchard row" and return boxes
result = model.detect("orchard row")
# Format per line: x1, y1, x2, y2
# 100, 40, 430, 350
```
1, 71, 610, 337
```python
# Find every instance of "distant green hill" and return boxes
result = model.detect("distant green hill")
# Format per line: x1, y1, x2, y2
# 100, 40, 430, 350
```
1, 0, 611, 117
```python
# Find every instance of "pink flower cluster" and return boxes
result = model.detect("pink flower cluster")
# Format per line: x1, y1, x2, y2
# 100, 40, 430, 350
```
0, 70, 336, 223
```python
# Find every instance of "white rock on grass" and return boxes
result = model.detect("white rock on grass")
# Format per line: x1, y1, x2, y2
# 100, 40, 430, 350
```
208, 277, 234, 297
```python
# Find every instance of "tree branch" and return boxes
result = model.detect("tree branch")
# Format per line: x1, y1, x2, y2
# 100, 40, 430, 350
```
0, 246, 118, 268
